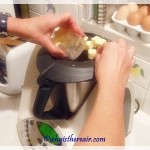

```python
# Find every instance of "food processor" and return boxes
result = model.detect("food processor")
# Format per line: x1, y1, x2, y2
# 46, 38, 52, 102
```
17, 34, 135, 147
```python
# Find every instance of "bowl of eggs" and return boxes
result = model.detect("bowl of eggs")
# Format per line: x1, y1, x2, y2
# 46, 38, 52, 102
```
112, 3, 150, 42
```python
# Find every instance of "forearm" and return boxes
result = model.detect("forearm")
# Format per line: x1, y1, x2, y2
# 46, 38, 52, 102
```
75, 84, 125, 146
7, 16, 41, 44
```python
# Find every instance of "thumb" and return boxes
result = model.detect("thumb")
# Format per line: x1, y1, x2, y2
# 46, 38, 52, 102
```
97, 45, 104, 54
95, 53, 101, 66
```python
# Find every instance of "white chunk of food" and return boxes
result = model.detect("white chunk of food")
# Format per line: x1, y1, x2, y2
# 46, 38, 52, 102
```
91, 36, 106, 48
83, 36, 88, 41
85, 41, 94, 50
88, 49, 97, 59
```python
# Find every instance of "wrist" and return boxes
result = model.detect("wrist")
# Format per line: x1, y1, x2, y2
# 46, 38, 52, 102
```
97, 82, 125, 103
7, 17, 24, 37
97, 78, 125, 93
0, 12, 11, 37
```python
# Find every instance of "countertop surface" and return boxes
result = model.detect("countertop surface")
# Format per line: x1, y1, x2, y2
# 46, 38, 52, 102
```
0, 92, 21, 146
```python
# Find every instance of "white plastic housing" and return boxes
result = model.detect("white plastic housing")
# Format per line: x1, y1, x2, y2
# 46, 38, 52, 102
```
0, 42, 36, 95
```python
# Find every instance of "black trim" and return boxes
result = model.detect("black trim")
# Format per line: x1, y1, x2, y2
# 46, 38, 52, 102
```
14, 4, 22, 18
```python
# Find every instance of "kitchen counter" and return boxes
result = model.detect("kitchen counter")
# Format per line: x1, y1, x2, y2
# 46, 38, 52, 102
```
0, 92, 21, 146
126, 110, 150, 146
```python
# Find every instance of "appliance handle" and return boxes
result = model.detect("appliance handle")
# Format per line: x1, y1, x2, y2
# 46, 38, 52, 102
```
33, 79, 56, 119
33, 79, 71, 119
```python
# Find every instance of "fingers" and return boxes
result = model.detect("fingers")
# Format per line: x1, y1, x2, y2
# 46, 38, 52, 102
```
76, 26, 85, 36
42, 36, 67, 58
116, 39, 136, 60
128, 46, 136, 59
96, 41, 116, 54
95, 53, 101, 65
97, 44, 104, 54
97, 39, 136, 63
131, 58, 136, 67
116, 39, 136, 69
59, 13, 84, 36
116, 38, 127, 48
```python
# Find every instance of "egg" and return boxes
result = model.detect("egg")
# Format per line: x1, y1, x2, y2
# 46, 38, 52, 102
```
115, 5, 130, 20
127, 2, 139, 13
139, 6, 150, 16
141, 15, 150, 32
127, 11, 143, 26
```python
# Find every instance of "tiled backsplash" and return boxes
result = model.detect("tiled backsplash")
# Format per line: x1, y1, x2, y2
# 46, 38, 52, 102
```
28, 3, 150, 116
28, 4, 43, 14
142, 91, 150, 115
59, 4, 79, 23
130, 57, 150, 89
28, 3, 79, 23
29, 10, 41, 17
133, 83, 146, 110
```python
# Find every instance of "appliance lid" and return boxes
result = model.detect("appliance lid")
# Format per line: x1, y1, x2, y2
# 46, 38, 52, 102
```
37, 47, 94, 83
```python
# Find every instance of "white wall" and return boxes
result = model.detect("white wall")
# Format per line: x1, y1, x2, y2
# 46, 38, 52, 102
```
0, 4, 15, 17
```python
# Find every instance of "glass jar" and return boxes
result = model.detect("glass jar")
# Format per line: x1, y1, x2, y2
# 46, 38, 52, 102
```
52, 28, 86, 60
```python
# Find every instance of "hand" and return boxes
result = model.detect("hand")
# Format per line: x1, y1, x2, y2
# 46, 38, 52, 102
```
7, 13, 84, 57
95, 39, 135, 92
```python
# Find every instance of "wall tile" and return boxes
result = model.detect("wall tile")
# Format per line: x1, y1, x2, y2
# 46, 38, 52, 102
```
133, 83, 147, 110
59, 3, 78, 24
129, 56, 150, 89
148, 80, 150, 91
142, 91, 150, 115
42, 4, 59, 14
29, 10, 41, 17
135, 44, 150, 64
28, 4, 43, 14
78, 4, 84, 25
42, 0, 59, 15
80, 20, 101, 35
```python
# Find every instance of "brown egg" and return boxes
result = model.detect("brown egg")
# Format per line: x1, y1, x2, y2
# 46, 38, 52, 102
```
141, 15, 150, 32
115, 5, 130, 20
139, 6, 150, 16
127, 11, 143, 25
127, 2, 139, 13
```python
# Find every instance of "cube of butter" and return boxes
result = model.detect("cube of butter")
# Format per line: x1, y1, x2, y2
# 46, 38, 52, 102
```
91, 36, 106, 48
88, 49, 97, 59
83, 36, 88, 41
85, 41, 94, 50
